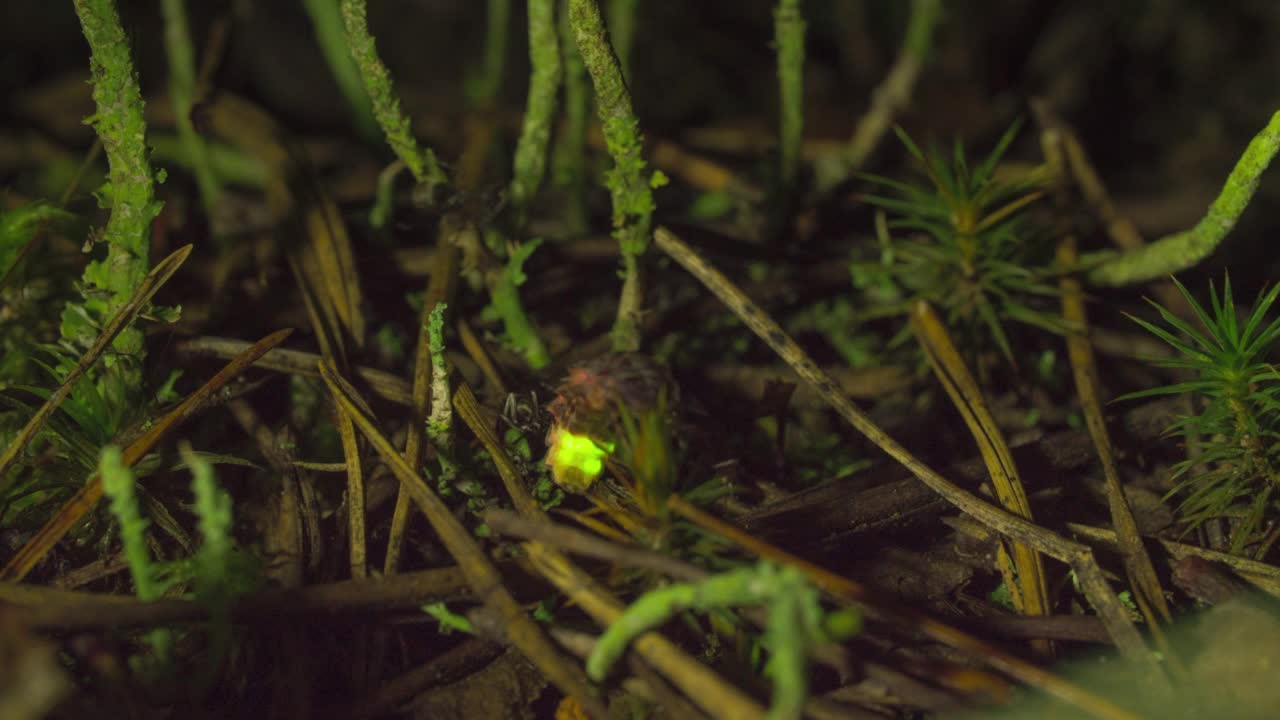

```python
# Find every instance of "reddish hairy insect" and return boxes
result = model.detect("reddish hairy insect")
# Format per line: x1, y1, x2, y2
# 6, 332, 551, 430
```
543, 353, 680, 492
546, 353, 678, 440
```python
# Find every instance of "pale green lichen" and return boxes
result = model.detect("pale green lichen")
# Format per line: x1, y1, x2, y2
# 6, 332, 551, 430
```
1088, 110, 1280, 286
340, 0, 449, 196
510, 0, 562, 215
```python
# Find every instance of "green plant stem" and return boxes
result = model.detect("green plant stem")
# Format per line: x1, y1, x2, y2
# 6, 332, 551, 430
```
100, 446, 160, 601
340, 0, 449, 195
585, 562, 824, 720
101, 444, 173, 667
774, 0, 805, 187
510, 0, 562, 216
472, 0, 512, 105
160, 0, 220, 218
1088, 110, 1280, 286
303, 0, 380, 142
553, 0, 591, 234
67, 0, 165, 381
180, 443, 238, 691
569, 0, 659, 352
764, 574, 819, 720
606, 0, 639, 80
586, 570, 734, 681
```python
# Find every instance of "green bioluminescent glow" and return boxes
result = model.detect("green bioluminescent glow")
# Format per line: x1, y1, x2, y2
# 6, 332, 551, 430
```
548, 428, 615, 492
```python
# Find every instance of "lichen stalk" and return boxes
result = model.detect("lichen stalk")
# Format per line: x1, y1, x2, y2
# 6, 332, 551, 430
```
1088, 109, 1280, 286
510, 0, 562, 216
569, 0, 662, 352
65, 0, 165, 377
340, 0, 448, 195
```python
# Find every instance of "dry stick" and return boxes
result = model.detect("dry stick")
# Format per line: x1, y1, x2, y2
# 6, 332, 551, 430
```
457, 317, 509, 397
386, 227, 459, 575
175, 338, 416, 408
294, 256, 367, 581
485, 509, 705, 582
0, 244, 192, 489
1056, 237, 1175, 620
1, 328, 293, 582
343, 638, 503, 719
652, 226, 1149, 717
523, 542, 768, 720
1067, 522, 1280, 599
910, 302, 1053, 658
665, 497, 1135, 720
490, 508, 1025, 709
315, 360, 606, 718
2, 565, 473, 630
1039, 126, 1174, 630
824, 0, 942, 189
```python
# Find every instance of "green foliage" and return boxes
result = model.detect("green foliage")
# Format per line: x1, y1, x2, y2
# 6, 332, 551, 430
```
421, 602, 476, 635
487, 238, 551, 369
857, 122, 1063, 366
101, 446, 163, 600
1120, 275, 1280, 551
0, 203, 76, 282
6, 345, 139, 479
97, 443, 259, 685
2, 238, 78, 389
180, 444, 259, 692
613, 390, 678, 517
587, 561, 858, 720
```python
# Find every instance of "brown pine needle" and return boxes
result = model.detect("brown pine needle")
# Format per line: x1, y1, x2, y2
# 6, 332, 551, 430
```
0, 244, 193, 491
653, 225, 1156, 710
1, 328, 293, 582
316, 360, 606, 718
910, 301, 1053, 654
665, 496, 1138, 720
